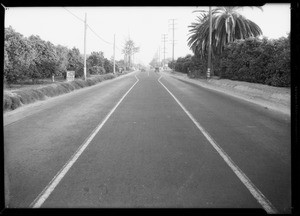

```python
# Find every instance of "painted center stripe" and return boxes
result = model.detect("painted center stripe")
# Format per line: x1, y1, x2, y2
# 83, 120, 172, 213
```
158, 75, 278, 214
30, 74, 139, 208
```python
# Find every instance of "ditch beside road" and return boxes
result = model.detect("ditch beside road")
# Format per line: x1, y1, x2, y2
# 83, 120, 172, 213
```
163, 70, 290, 116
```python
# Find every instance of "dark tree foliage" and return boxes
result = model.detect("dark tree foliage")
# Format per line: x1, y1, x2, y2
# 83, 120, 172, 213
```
4, 27, 116, 83
4, 26, 36, 83
28, 35, 60, 81
67, 47, 84, 78
220, 36, 290, 86
173, 35, 290, 87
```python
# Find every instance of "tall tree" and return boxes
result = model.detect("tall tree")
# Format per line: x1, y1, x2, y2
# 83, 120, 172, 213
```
4, 26, 36, 83
55, 45, 69, 77
67, 47, 84, 77
86, 51, 106, 75
188, 7, 263, 58
122, 39, 139, 68
87, 51, 105, 68
28, 35, 59, 82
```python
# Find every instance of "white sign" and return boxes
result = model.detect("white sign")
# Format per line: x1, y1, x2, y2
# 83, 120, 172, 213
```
66, 71, 75, 82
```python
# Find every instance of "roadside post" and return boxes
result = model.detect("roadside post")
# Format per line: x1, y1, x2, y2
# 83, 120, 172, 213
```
207, 68, 211, 79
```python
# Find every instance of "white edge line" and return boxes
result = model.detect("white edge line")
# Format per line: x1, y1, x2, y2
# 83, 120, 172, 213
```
158, 75, 278, 214
30, 74, 139, 208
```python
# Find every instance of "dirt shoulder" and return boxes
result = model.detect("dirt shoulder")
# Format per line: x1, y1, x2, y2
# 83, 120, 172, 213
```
163, 70, 290, 116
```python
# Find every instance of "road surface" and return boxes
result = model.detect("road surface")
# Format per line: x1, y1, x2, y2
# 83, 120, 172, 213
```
4, 70, 291, 213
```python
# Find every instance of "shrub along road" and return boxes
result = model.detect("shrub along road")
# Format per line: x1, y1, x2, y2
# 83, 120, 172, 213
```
4, 70, 290, 213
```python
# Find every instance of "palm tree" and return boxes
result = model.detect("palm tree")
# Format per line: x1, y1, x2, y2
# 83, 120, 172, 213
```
188, 7, 263, 58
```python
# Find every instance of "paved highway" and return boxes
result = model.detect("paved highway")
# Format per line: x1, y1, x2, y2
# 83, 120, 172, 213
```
4, 70, 291, 212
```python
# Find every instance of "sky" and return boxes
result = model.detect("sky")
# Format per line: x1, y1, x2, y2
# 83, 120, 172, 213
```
4, 4, 291, 66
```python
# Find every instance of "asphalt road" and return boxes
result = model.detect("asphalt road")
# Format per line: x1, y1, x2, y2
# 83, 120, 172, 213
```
4, 70, 291, 212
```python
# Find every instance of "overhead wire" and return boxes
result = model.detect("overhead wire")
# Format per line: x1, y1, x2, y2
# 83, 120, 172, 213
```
86, 24, 113, 45
62, 7, 123, 57
63, 7, 84, 23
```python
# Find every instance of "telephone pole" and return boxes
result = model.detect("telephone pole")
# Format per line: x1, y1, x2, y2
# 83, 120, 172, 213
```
207, 6, 212, 79
83, 13, 87, 80
161, 34, 168, 68
169, 19, 177, 71
113, 34, 116, 74
158, 46, 161, 67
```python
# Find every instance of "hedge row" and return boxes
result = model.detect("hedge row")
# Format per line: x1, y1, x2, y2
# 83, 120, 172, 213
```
3, 73, 118, 112
218, 37, 290, 87
171, 35, 290, 87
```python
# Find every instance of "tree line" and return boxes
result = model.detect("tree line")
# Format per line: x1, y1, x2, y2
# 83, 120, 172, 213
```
4, 26, 118, 85
170, 35, 290, 87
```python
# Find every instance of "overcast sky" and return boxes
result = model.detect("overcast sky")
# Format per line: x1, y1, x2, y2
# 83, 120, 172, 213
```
5, 4, 290, 65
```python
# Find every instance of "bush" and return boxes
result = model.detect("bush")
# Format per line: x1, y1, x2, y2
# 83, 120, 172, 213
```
171, 54, 207, 78
59, 82, 74, 92
86, 79, 97, 86
104, 59, 114, 73
38, 86, 56, 97
219, 36, 290, 87
103, 73, 116, 80
15, 90, 37, 104
88, 66, 106, 75
10, 96, 21, 110
73, 80, 87, 88
3, 94, 12, 110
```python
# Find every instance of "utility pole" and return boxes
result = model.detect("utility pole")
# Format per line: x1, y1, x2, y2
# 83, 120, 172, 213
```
83, 13, 87, 81
158, 46, 161, 67
207, 6, 212, 79
172, 21, 174, 65
113, 34, 116, 74
169, 19, 177, 71
161, 34, 168, 68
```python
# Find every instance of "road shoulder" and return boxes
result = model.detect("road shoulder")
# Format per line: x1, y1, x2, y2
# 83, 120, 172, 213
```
162, 71, 290, 116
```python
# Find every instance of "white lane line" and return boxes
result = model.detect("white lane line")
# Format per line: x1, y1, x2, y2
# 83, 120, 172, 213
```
30, 75, 139, 208
158, 75, 278, 214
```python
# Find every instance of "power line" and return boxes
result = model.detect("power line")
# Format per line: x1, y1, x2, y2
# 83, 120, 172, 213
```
62, 7, 116, 47
87, 24, 113, 45
62, 7, 124, 60
63, 7, 84, 23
